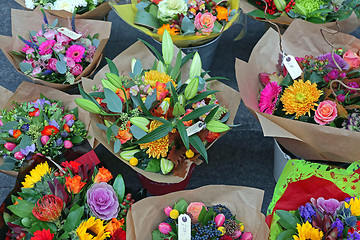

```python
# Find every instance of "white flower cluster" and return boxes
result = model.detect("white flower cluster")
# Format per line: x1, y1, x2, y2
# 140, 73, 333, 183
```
25, 0, 103, 13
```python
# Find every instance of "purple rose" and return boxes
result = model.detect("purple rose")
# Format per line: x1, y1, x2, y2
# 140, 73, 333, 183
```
299, 203, 316, 222
310, 197, 341, 215
317, 53, 350, 71
86, 182, 119, 220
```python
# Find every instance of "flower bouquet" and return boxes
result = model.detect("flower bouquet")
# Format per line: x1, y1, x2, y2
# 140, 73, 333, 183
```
77, 31, 240, 189
266, 159, 360, 239
109, 0, 241, 48
239, 0, 360, 33
0, 8, 111, 90
0, 81, 91, 176
126, 185, 269, 239
3, 157, 134, 239
236, 19, 360, 163
15, 0, 115, 20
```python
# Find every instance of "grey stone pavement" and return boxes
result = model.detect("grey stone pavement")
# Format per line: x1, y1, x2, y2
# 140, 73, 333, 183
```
0, 0, 359, 214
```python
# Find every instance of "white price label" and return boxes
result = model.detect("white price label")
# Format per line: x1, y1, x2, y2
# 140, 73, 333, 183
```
178, 214, 191, 240
57, 27, 82, 40
283, 54, 302, 80
186, 121, 206, 137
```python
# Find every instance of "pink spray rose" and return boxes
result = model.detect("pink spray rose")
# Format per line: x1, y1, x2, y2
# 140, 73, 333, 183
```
56, 33, 71, 45
53, 43, 65, 53
39, 40, 56, 55
47, 58, 58, 71
22, 44, 35, 55
343, 49, 360, 68
63, 57, 76, 68
314, 100, 337, 125
31, 67, 42, 77
71, 64, 83, 76
44, 30, 56, 40
187, 202, 207, 222
194, 12, 216, 35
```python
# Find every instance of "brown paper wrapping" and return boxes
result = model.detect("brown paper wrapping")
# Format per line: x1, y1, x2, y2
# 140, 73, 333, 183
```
82, 40, 241, 183
236, 19, 360, 163
239, 0, 360, 34
0, 81, 92, 177
126, 185, 269, 240
0, 9, 111, 91
15, 0, 114, 20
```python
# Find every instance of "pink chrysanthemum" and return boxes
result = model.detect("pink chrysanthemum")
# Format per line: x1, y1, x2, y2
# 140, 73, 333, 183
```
66, 45, 85, 63
38, 40, 56, 55
259, 81, 282, 114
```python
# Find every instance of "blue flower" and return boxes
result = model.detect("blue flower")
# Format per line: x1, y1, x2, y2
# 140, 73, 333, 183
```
61, 132, 68, 138
66, 119, 74, 127
48, 119, 60, 130
21, 124, 29, 132
56, 138, 63, 147
299, 203, 316, 222
347, 231, 360, 240
32, 98, 51, 109
20, 143, 36, 156
331, 218, 344, 237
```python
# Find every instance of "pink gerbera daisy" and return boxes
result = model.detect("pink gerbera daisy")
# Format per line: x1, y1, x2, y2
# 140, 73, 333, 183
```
259, 81, 282, 114
38, 40, 56, 55
66, 45, 86, 63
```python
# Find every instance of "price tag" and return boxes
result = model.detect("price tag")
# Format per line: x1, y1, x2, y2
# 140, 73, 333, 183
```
283, 54, 302, 80
186, 121, 206, 137
57, 27, 82, 40
178, 214, 191, 240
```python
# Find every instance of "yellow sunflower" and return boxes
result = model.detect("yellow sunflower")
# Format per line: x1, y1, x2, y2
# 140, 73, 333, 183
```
139, 120, 170, 159
280, 80, 323, 119
21, 162, 51, 188
76, 217, 110, 240
293, 222, 324, 240
144, 70, 176, 88
345, 197, 360, 216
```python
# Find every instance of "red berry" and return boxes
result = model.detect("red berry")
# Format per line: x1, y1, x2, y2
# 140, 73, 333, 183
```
122, 201, 127, 206
131, 199, 135, 204
212, 2, 216, 6
16, 236, 21, 240
54, 172, 59, 177
124, 209, 128, 213
19, 232, 25, 238
60, 172, 64, 177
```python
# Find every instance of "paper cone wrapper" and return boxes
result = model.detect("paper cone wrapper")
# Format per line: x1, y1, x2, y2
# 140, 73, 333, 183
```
15, 0, 113, 20
126, 185, 269, 239
236, 19, 360, 163
110, 0, 241, 48
82, 40, 241, 183
0, 9, 111, 91
239, 0, 360, 34
0, 81, 92, 177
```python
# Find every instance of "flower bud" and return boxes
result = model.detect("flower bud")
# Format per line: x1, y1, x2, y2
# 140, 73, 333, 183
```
206, 120, 230, 133
293, 3, 308, 16
162, 30, 174, 65
184, 77, 199, 100
160, 158, 174, 175
170, 209, 179, 219
130, 117, 150, 132
101, 79, 118, 92
164, 206, 172, 217
0, 119, 2, 126
240, 232, 253, 240
189, 52, 202, 81
178, 94, 186, 106
274, 0, 286, 11
172, 102, 185, 117
259, 73, 270, 86
64, 140, 73, 149
4, 142, 17, 151
230, 230, 242, 239
158, 222, 172, 235
106, 72, 123, 89
64, 114, 74, 122
214, 214, 225, 227
41, 135, 50, 145
159, 99, 170, 115
120, 149, 141, 161
14, 151, 25, 160
75, 99, 102, 114
131, 58, 137, 73
157, 61, 166, 73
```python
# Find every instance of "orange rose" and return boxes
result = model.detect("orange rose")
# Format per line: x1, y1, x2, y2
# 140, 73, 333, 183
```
116, 122, 133, 144
94, 167, 113, 183
105, 218, 125, 236
194, 12, 217, 35
65, 175, 86, 194
187, 202, 207, 222
343, 49, 360, 68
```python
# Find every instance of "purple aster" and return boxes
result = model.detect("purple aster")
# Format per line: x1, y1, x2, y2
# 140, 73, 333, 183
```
32, 98, 51, 109
331, 218, 344, 237
56, 138, 63, 146
299, 203, 316, 222
48, 119, 60, 129
20, 143, 36, 156
317, 53, 350, 71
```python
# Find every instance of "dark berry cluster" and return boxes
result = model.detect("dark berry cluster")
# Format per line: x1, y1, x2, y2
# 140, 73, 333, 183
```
164, 216, 174, 224
212, 204, 233, 219
192, 221, 221, 240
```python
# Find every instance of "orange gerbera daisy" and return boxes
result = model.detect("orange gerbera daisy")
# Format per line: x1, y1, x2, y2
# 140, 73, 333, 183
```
139, 120, 170, 159
157, 24, 180, 35
215, 6, 229, 21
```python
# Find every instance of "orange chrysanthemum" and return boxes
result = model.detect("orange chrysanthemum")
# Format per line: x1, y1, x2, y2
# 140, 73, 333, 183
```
144, 70, 176, 88
157, 24, 180, 35
65, 175, 86, 194
280, 80, 323, 119
139, 120, 169, 159
215, 6, 229, 21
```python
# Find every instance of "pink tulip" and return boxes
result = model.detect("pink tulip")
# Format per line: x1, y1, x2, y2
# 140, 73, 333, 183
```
64, 114, 74, 122
240, 232, 253, 240
158, 222, 171, 235
259, 73, 270, 86
164, 206, 172, 217
64, 140, 73, 149
4, 142, 16, 151
41, 135, 50, 145
14, 151, 25, 160
230, 230, 242, 239
35, 111, 40, 117
0, 119, 2, 126
214, 214, 225, 227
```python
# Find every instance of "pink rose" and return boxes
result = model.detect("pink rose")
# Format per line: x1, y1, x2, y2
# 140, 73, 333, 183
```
47, 58, 58, 71
22, 44, 35, 55
44, 30, 56, 40
314, 100, 337, 125
56, 33, 71, 45
64, 140, 73, 149
187, 202, 207, 222
343, 49, 360, 68
194, 12, 216, 35
53, 43, 65, 53
71, 64, 83, 76
63, 57, 76, 68
31, 67, 42, 77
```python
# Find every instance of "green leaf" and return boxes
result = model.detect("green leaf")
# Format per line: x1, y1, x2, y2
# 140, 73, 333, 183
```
0, 157, 16, 171
70, 135, 84, 144
56, 60, 67, 74
205, 76, 229, 81
106, 127, 113, 144
181, 52, 195, 68
105, 57, 119, 76
212, 21, 223, 33
96, 123, 108, 131
174, 199, 189, 214
170, 51, 182, 80
280, 74, 293, 87
186, 90, 219, 106
145, 89, 157, 109
146, 116, 172, 124
197, 206, 207, 225
136, 123, 173, 144
133, 59, 143, 76
78, 85, 101, 108
135, 11, 160, 29
181, 105, 215, 121
309, 72, 323, 84
277, 229, 297, 240
181, 16, 195, 34
113, 174, 125, 202
189, 134, 207, 163
276, 210, 300, 230
89, 92, 105, 99
104, 88, 123, 113
176, 120, 189, 150
247, 9, 280, 19
7, 199, 35, 218
111, 125, 119, 136
204, 106, 219, 123
1, 121, 19, 131
139, 39, 164, 63
145, 158, 161, 173
137, 94, 152, 116
204, 207, 214, 224
19, 135, 32, 149
114, 139, 121, 154
63, 206, 84, 232
130, 125, 147, 139
206, 120, 230, 133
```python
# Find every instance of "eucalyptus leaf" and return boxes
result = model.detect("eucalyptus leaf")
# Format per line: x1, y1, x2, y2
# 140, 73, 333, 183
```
133, 60, 143, 76
19, 62, 33, 73
92, 39, 100, 48
104, 88, 123, 113
56, 60, 67, 74
114, 139, 121, 154
130, 125, 147, 140
96, 123, 108, 131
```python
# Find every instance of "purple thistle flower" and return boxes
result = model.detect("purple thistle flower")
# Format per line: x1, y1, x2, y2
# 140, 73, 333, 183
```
56, 138, 63, 147
61, 132, 68, 138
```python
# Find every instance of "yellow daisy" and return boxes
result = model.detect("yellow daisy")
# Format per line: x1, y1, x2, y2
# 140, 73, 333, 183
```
76, 217, 110, 240
144, 70, 176, 88
345, 197, 360, 216
293, 222, 324, 240
21, 162, 51, 188
280, 80, 323, 119
139, 120, 170, 159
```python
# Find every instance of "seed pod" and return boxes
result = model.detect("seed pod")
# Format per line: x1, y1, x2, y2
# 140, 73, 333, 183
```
120, 149, 141, 161
189, 52, 202, 81
172, 102, 185, 117
160, 158, 174, 175
274, 0, 286, 11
